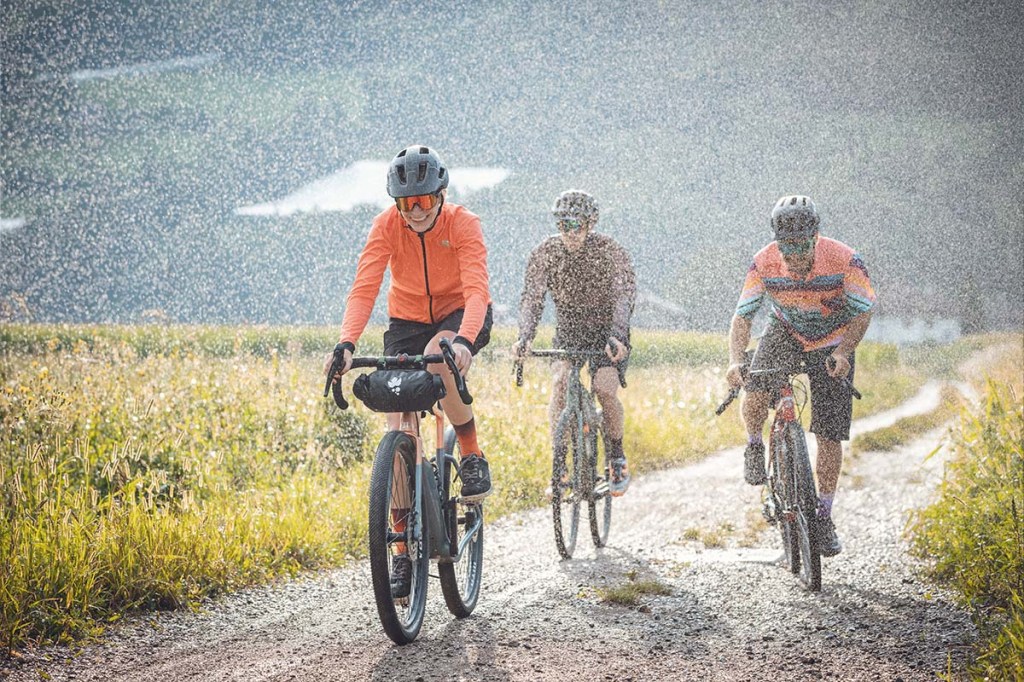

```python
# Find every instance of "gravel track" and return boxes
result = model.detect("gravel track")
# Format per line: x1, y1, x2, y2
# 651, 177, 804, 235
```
3, 381, 976, 681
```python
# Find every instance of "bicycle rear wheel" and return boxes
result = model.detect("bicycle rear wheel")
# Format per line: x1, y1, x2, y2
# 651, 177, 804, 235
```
438, 427, 484, 617
784, 423, 822, 591
551, 410, 581, 559
367, 431, 428, 644
587, 424, 611, 548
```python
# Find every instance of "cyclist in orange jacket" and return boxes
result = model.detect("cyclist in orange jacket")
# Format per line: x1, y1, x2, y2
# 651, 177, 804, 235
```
324, 145, 494, 504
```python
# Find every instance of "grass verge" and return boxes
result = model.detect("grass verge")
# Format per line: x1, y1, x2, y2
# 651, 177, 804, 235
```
908, 347, 1023, 680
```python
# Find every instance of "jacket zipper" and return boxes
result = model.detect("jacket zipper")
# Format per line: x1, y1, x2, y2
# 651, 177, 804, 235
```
417, 232, 434, 323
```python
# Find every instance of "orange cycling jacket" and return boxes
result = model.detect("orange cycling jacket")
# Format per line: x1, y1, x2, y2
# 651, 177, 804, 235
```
338, 202, 491, 348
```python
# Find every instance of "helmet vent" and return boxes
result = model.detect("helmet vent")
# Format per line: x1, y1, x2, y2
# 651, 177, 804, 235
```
790, 196, 799, 206
416, 162, 428, 183
395, 165, 407, 184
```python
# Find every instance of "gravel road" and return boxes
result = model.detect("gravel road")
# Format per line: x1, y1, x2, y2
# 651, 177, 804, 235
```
3, 381, 977, 681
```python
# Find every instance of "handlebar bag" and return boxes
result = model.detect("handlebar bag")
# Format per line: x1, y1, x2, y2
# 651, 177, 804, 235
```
352, 369, 447, 413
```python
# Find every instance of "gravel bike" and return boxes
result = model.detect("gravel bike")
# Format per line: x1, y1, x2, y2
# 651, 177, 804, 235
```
716, 359, 861, 591
514, 349, 611, 559
324, 337, 483, 644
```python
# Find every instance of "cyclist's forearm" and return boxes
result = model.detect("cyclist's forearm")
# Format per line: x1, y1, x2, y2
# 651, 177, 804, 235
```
728, 315, 753, 364
836, 310, 873, 356
517, 296, 544, 343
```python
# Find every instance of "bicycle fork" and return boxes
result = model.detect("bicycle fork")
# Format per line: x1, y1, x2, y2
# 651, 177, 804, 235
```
762, 386, 798, 526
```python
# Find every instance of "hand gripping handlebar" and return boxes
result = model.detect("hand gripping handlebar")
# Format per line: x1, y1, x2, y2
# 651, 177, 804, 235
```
323, 337, 473, 410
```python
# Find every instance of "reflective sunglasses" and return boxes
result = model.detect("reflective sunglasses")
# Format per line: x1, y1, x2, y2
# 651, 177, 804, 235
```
557, 218, 586, 234
395, 192, 441, 212
777, 237, 815, 256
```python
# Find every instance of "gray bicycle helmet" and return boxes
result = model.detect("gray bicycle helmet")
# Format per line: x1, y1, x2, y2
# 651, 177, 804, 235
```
770, 195, 819, 239
386, 145, 449, 198
551, 189, 599, 222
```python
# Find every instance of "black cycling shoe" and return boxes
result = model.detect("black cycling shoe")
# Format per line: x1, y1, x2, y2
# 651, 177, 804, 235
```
744, 442, 767, 485
608, 456, 631, 496
816, 516, 842, 557
459, 454, 492, 501
390, 554, 412, 598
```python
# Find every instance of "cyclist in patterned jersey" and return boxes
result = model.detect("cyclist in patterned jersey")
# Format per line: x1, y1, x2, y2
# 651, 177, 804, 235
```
512, 190, 637, 496
324, 146, 494, 596
726, 195, 875, 557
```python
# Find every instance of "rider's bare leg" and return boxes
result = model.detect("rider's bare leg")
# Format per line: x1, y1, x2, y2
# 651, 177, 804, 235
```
815, 435, 843, 497
592, 367, 624, 440
740, 390, 771, 440
548, 360, 570, 440
424, 331, 474, 428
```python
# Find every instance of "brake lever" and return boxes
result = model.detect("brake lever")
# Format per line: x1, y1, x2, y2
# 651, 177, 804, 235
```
715, 386, 742, 416
843, 377, 862, 400
439, 337, 474, 405
323, 344, 350, 410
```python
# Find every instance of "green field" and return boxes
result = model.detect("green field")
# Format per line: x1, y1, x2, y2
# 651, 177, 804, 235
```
0, 324, 1002, 651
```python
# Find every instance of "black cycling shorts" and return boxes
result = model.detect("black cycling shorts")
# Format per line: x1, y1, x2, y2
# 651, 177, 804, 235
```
383, 305, 493, 357
746, 321, 855, 442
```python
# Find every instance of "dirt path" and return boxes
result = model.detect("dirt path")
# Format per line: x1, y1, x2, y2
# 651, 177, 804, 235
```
4, 382, 976, 681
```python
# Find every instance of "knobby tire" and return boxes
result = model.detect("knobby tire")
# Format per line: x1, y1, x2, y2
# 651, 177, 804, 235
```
586, 407, 611, 548
785, 422, 822, 591
551, 409, 581, 559
769, 435, 800, 575
367, 431, 428, 644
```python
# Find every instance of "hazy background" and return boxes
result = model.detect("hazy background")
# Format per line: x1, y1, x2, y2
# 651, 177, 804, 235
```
2, 0, 1022, 335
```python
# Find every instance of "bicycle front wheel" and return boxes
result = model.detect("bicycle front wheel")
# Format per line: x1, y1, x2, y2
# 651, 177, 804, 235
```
438, 427, 484, 617
551, 410, 581, 559
769, 436, 800, 575
784, 423, 822, 592
587, 424, 611, 548
368, 431, 428, 644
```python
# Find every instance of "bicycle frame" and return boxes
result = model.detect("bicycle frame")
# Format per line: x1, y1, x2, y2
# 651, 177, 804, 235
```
767, 381, 800, 523
396, 407, 482, 563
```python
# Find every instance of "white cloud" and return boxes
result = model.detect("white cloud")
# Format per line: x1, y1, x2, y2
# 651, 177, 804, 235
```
235, 160, 510, 217
0, 218, 27, 233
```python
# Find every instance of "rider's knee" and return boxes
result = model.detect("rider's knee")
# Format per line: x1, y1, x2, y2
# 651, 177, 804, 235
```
423, 330, 455, 355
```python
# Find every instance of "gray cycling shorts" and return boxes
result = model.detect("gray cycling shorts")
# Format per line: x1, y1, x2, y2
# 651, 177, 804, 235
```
747, 321, 856, 442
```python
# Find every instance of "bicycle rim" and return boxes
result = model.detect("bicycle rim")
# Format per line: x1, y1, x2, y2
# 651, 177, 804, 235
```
588, 429, 611, 548
551, 412, 581, 559
786, 424, 822, 591
367, 431, 428, 644
438, 427, 484, 617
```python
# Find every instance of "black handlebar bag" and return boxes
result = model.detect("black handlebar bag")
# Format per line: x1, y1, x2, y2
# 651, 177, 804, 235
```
352, 369, 447, 413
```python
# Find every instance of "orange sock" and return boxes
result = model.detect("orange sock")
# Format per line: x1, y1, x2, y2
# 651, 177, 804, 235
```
453, 417, 481, 458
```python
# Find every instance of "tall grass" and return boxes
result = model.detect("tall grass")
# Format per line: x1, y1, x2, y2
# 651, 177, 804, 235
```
0, 324, 956, 650
908, 341, 1024, 680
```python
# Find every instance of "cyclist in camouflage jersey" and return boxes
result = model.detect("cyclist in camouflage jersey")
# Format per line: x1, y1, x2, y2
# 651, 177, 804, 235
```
513, 190, 637, 496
